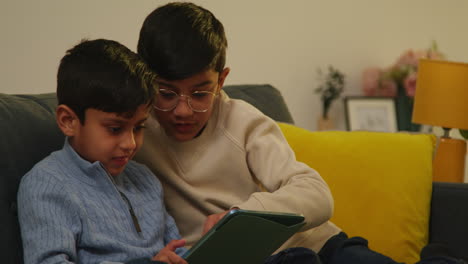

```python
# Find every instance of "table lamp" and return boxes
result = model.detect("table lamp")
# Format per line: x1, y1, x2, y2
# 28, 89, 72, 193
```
412, 59, 468, 182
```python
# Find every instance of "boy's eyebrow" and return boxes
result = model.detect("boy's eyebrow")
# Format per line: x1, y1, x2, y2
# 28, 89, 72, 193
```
193, 80, 214, 88
136, 116, 149, 124
155, 81, 176, 89
156, 80, 214, 89
102, 116, 148, 124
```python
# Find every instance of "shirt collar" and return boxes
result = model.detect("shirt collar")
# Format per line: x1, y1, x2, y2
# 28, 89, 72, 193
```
60, 138, 116, 185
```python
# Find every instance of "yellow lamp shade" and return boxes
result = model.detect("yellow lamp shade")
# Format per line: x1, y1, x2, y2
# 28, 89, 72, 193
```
412, 59, 468, 130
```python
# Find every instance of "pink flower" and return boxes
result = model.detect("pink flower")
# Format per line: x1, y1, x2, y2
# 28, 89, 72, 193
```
379, 78, 398, 97
362, 67, 381, 96
395, 49, 420, 67
403, 71, 417, 97
361, 42, 445, 99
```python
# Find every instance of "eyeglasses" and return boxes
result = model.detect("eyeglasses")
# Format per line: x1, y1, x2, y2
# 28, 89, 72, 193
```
153, 89, 218, 112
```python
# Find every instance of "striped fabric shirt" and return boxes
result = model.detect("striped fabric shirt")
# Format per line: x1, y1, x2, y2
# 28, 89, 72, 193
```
18, 139, 187, 264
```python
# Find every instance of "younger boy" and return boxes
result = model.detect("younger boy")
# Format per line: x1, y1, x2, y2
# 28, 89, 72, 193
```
135, 2, 465, 264
18, 39, 187, 264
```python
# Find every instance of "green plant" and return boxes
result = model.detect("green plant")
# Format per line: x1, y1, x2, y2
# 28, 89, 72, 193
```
315, 66, 345, 119
460, 129, 468, 140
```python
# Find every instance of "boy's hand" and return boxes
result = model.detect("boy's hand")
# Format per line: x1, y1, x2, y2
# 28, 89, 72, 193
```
152, 239, 187, 264
202, 210, 231, 235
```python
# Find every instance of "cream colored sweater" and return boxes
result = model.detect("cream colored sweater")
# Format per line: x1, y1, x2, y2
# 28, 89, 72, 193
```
135, 91, 341, 253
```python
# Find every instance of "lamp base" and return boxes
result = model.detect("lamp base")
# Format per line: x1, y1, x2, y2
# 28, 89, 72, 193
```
433, 137, 466, 183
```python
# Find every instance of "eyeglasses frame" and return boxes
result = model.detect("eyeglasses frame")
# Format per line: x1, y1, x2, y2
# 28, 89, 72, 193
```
153, 88, 218, 113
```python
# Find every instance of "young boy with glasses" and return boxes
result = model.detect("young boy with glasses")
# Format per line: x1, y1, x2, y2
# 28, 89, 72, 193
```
135, 2, 466, 264
18, 39, 188, 264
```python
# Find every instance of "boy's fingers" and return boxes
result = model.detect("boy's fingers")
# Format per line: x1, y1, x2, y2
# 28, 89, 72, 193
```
153, 252, 187, 264
166, 239, 186, 251
202, 210, 230, 234
202, 216, 220, 234
168, 253, 188, 264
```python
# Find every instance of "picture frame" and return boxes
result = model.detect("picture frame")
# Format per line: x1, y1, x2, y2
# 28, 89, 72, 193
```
344, 96, 398, 132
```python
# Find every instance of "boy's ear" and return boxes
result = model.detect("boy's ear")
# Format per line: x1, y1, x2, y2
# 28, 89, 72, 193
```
56, 105, 80, 136
217, 67, 230, 92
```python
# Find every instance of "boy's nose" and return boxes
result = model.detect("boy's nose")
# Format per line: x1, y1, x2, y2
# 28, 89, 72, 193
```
121, 131, 137, 151
173, 96, 193, 117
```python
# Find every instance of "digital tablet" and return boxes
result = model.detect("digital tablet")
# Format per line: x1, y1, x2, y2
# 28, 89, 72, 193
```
183, 209, 305, 264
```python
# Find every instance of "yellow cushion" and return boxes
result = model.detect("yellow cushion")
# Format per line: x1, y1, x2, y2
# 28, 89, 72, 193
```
278, 123, 435, 264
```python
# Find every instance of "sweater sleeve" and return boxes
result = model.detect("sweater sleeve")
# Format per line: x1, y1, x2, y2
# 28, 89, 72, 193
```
18, 169, 81, 264
163, 209, 188, 256
160, 188, 188, 256
233, 116, 334, 230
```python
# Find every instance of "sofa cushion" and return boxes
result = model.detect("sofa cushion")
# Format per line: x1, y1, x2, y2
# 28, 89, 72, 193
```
224, 84, 294, 124
278, 123, 435, 264
0, 93, 64, 263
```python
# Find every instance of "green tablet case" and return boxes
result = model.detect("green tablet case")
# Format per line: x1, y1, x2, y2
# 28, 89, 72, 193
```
183, 209, 305, 264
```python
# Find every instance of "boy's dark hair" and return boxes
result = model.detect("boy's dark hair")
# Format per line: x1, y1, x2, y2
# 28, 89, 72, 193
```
57, 39, 157, 123
137, 2, 227, 80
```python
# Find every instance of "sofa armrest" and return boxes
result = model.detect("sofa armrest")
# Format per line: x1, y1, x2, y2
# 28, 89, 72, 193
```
430, 182, 468, 260
0, 92, 63, 264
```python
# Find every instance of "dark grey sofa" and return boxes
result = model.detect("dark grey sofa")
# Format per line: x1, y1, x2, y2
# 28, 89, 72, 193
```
1, 84, 467, 263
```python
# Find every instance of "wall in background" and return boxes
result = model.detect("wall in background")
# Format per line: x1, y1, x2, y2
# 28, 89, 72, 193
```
2, 0, 468, 131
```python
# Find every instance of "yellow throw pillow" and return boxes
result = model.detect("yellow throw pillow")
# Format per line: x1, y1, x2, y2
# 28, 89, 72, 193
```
278, 123, 435, 264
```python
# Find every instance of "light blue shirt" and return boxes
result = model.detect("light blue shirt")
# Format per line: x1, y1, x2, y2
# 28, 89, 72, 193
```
18, 139, 187, 264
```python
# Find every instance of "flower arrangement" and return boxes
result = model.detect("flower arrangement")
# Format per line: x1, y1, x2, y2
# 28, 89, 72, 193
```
315, 66, 345, 119
362, 42, 445, 98
361, 42, 445, 131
